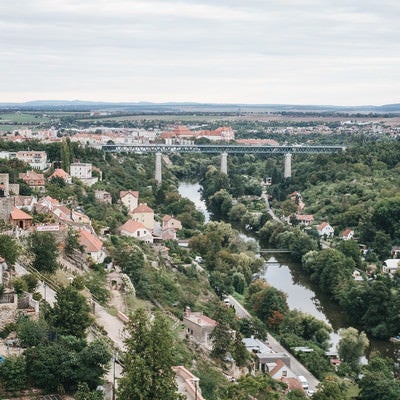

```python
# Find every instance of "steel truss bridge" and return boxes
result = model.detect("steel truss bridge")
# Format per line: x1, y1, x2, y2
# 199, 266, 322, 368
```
102, 144, 345, 154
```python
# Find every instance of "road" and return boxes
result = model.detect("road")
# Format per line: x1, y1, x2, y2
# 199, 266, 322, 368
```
227, 294, 319, 392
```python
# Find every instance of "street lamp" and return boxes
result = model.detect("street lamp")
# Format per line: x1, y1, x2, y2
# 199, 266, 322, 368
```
112, 351, 118, 400
191, 377, 199, 400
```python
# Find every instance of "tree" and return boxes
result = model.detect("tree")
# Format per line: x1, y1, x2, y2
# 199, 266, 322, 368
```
45, 285, 93, 338
0, 355, 27, 391
208, 189, 233, 220
65, 226, 82, 254
210, 302, 234, 360
337, 327, 369, 372
75, 382, 104, 400
118, 308, 182, 400
359, 355, 400, 400
312, 377, 346, 400
0, 234, 20, 265
30, 231, 59, 273
24, 336, 110, 393
16, 315, 48, 347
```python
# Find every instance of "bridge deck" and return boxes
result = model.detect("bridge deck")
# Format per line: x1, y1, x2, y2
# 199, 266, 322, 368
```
102, 144, 345, 154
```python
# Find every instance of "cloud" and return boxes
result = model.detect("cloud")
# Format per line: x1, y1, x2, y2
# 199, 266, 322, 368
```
0, 0, 399, 104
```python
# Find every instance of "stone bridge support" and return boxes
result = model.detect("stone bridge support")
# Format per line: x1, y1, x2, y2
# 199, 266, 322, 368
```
284, 153, 292, 178
221, 152, 228, 175
155, 152, 162, 184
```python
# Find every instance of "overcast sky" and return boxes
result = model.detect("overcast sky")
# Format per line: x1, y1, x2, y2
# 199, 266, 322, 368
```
1, 0, 400, 105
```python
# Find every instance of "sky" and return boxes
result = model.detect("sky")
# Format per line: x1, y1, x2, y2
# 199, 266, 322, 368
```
1, 0, 400, 105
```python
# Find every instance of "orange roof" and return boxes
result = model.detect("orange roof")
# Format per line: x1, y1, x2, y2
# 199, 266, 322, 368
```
50, 168, 70, 180
11, 207, 33, 220
120, 190, 139, 199
236, 139, 279, 145
131, 203, 154, 213
79, 229, 103, 252
120, 219, 148, 233
342, 228, 354, 236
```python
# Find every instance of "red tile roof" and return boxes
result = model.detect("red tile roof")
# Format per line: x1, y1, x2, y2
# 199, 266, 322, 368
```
131, 203, 154, 213
11, 207, 32, 220
120, 190, 139, 199
120, 219, 148, 233
79, 229, 103, 253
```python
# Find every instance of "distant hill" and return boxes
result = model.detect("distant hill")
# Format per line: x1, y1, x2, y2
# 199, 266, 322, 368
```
0, 100, 399, 113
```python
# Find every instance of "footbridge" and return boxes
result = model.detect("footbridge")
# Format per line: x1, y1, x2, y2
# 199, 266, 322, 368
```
102, 144, 345, 183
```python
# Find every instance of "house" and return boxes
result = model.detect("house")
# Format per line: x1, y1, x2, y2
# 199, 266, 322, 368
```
255, 352, 292, 374
78, 229, 105, 263
15, 151, 48, 170
70, 162, 98, 186
10, 207, 33, 230
162, 215, 182, 231
120, 190, 139, 212
242, 337, 272, 355
267, 358, 297, 380
18, 170, 46, 192
172, 366, 205, 400
317, 222, 334, 238
341, 228, 354, 241
382, 259, 400, 274
295, 214, 314, 226
48, 168, 72, 184
119, 220, 153, 243
14, 195, 37, 212
94, 190, 112, 205
130, 203, 154, 230
182, 306, 217, 347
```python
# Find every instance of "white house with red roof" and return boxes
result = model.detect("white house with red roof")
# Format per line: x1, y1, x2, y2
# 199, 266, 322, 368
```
78, 229, 105, 263
130, 203, 154, 230
120, 190, 139, 212
119, 220, 153, 243
317, 222, 334, 238
341, 228, 355, 241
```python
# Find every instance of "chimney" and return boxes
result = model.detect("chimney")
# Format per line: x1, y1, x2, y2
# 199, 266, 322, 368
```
185, 306, 191, 317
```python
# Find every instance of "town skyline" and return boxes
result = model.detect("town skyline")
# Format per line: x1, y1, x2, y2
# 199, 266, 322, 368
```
1, 0, 400, 106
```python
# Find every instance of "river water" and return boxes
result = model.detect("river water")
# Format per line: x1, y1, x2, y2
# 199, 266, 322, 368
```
178, 182, 397, 357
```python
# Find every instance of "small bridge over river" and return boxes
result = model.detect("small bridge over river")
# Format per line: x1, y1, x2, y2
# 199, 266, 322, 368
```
260, 249, 291, 254
102, 144, 345, 183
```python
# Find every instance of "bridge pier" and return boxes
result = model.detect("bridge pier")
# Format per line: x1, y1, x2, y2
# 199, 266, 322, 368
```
155, 152, 162, 184
221, 152, 228, 175
284, 153, 292, 178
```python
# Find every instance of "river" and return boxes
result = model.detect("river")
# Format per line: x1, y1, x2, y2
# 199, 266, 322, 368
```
178, 182, 397, 358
